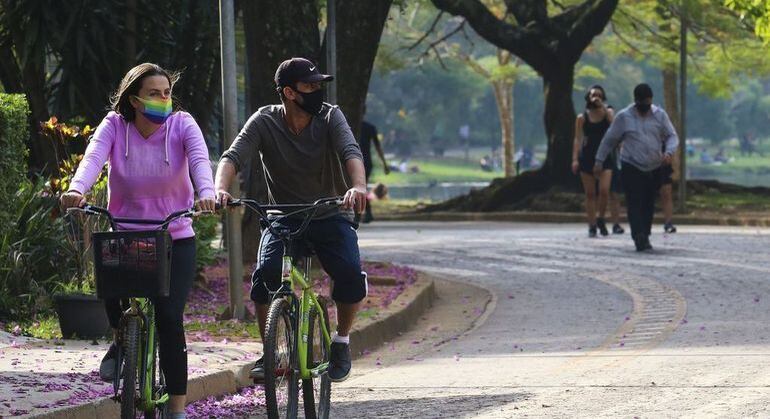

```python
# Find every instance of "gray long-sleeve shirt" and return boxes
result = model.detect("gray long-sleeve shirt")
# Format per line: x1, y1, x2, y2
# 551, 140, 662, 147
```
596, 104, 679, 172
221, 103, 363, 217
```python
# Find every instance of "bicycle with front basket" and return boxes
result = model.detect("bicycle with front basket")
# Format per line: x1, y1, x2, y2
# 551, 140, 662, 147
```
228, 197, 342, 419
67, 205, 209, 419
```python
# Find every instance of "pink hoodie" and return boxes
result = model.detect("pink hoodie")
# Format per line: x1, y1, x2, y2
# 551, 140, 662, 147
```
70, 111, 215, 240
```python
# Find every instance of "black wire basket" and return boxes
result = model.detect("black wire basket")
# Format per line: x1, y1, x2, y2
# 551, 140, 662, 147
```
92, 230, 172, 299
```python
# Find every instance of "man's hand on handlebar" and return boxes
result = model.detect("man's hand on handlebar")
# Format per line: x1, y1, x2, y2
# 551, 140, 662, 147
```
216, 189, 234, 210
60, 190, 87, 210
343, 185, 367, 214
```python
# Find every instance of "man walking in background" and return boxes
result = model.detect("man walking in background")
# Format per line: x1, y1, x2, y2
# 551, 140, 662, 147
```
594, 83, 679, 252
359, 106, 390, 223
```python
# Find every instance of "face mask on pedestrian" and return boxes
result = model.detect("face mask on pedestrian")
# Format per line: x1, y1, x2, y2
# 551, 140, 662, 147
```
133, 96, 173, 124
635, 102, 651, 114
587, 97, 603, 109
293, 88, 324, 115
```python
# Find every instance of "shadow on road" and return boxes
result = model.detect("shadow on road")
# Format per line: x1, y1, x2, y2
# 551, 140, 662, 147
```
331, 390, 528, 418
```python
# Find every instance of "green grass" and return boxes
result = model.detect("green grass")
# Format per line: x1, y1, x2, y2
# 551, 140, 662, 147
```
687, 192, 770, 212
5, 315, 63, 340
186, 319, 263, 340
356, 308, 380, 320
369, 157, 500, 185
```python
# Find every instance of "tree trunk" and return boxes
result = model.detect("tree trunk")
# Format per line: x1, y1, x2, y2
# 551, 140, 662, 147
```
542, 70, 576, 181
125, 0, 137, 68
662, 66, 681, 181
492, 80, 514, 177
243, 0, 320, 114
19, 51, 52, 174
327, 0, 392, 139
241, 0, 320, 264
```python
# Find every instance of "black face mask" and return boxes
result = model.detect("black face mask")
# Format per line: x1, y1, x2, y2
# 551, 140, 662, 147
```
587, 99, 602, 109
294, 89, 324, 115
635, 102, 651, 113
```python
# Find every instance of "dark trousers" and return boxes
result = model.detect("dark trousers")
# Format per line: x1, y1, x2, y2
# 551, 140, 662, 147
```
105, 237, 196, 395
251, 215, 367, 305
621, 163, 662, 241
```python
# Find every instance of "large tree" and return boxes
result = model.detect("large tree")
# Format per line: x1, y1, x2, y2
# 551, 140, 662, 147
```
239, 0, 392, 263
332, 0, 394, 139
240, 0, 321, 264
431, 0, 619, 183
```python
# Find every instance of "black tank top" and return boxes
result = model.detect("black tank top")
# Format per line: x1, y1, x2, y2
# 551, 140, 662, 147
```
581, 110, 610, 158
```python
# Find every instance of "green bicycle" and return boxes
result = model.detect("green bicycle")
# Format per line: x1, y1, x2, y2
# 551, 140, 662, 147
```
229, 197, 341, 419
68, 205, 205, 419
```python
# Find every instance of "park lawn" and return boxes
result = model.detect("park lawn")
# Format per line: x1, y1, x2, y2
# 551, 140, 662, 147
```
368, 157, 501, 185
368, 183, 770, 215
687, 191, 770, 212
690, 154, 770, 171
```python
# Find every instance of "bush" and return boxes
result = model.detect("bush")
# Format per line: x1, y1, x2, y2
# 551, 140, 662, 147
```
193, 215, 221, 276
0, 94, 30, 239
0, 116, 101, 321
0, 178, 77, 319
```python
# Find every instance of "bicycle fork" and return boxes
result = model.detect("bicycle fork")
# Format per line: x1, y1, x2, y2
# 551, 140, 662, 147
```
141, 306, 169, 411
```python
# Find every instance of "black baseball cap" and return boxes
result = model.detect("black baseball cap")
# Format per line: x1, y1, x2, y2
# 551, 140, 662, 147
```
274, 58, 333, 89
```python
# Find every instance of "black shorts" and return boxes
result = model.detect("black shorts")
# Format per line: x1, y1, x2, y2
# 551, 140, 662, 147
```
579, 154, 614, 175
251, 215, 368, 305
611, 166, 623, 193
660, 165, 673, 185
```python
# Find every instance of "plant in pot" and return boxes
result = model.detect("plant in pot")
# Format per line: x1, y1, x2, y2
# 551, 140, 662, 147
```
45, 119, 112, 339
54, 173, 112, 339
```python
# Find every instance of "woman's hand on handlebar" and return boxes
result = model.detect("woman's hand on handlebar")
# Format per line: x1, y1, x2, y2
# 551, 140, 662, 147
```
196, 197, 217, 212
60, 190, 87, 210
343, 185, 367, 214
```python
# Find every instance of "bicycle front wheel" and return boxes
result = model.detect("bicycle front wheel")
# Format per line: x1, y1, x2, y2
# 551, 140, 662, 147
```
302, 299, 331, 419
144, 334, 167, 419
264, 297, 299, 419
121, 316, 141, 419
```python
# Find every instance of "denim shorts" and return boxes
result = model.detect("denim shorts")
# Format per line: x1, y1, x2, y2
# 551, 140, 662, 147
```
250, 215, 367, 304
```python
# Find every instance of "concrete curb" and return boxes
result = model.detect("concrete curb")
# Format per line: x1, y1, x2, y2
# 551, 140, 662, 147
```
350, 273, 436, 357
29, 273, 436, 418
377, 211, 770, 227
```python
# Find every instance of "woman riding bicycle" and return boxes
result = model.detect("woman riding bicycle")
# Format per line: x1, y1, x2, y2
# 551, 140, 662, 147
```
60, 63, 215, 419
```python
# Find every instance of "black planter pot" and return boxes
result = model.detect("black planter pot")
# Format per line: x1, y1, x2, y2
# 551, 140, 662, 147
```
53, 293, 111, 339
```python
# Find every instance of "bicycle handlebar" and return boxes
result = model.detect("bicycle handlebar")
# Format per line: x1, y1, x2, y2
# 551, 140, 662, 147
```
227, 197, 344, 240
66, 205, 209, 231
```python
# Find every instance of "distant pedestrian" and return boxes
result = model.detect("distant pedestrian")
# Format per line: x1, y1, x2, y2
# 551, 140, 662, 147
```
595, 83, 679, 252
571, 85, 619, 237
659, 142, 677, 234
359, 106, 390, 223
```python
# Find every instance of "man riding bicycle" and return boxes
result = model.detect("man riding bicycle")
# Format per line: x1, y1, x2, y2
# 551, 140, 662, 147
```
215, 57, 368, 382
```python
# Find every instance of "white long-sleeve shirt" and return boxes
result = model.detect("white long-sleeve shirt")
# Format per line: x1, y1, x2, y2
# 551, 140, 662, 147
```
596, 104, 679, 172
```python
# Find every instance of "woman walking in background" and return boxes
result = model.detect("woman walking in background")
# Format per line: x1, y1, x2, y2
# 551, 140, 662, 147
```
572, 85, 618, 237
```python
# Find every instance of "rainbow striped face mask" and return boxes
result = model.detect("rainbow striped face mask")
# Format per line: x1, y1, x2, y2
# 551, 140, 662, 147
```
133, 96, 173, 124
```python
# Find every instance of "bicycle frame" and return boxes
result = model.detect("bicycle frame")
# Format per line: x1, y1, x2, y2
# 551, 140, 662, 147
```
118, 297, 169, 411
226, 197, 342, 381
282, 256, 332, 380
66, 205, 197, 415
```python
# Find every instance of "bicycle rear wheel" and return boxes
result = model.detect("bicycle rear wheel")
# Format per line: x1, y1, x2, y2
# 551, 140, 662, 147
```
121, 316, 141, 419
264, 297, 299, 419
302, 299, 331, 419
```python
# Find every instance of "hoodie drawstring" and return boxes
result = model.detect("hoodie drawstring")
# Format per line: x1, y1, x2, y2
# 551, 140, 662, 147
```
125, 122, 170, 165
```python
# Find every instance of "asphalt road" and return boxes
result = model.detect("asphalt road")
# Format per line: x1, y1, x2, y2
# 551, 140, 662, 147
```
331, 222, 770, 418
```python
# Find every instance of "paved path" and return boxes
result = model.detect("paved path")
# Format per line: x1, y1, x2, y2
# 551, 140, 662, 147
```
332, 222, 770, 418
